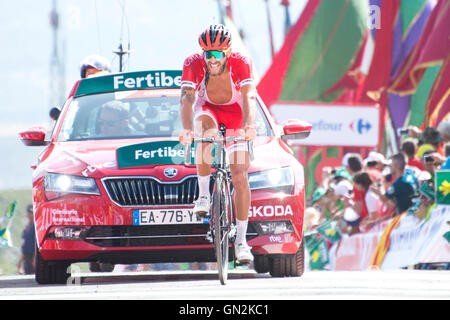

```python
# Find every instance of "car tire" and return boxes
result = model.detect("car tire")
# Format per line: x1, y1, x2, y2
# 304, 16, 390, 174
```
35, 245, 71, 285
89, 262, 101, 272
269, 240, 304, 277
254, 255, 270, 274
89, 262, 115, 273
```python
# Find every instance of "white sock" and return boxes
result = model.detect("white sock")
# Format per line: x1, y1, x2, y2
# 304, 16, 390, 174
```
197, 175, 210, 198
235, 219, 248, 245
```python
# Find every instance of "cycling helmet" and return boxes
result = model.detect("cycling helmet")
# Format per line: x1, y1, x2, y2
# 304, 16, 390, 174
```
79, 54, 111, 78
198, 24, 232, 51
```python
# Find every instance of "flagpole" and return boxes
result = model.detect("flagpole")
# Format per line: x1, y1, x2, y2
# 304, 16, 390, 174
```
264, 0, 275, 59
217, 0, 225, 24
281, 0, 292, 36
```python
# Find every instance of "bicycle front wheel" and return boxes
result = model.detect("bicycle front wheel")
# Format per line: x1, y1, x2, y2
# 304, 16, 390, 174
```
212, 171, 232, 285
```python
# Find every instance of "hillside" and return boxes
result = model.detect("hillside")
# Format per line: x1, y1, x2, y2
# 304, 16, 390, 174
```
0, 188, 33, 275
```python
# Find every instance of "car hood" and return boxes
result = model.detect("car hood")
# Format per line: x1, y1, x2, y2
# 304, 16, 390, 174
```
38, 136, 294, 179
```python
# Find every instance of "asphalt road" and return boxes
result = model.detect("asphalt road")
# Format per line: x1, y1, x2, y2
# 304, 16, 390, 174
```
1, 269, 449, 301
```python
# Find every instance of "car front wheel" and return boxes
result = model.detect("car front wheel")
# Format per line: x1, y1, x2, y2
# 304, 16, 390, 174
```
35, 245, 71, 285
269, 240, 304, 277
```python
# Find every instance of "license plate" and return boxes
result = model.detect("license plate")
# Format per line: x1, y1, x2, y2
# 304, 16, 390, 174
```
132, 209, 208, 225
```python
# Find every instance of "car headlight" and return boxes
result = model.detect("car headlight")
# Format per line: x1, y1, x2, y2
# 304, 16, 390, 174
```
44, 173, 100, 200
248, 167, 294, 194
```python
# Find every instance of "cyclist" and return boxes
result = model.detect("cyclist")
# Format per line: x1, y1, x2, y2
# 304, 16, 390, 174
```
179, 24, 256, 262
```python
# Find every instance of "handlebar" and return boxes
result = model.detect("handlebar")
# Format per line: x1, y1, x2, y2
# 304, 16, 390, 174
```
183, 136, 254, 165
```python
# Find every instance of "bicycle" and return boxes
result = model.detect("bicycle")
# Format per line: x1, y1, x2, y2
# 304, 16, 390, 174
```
184, 123, 253, 285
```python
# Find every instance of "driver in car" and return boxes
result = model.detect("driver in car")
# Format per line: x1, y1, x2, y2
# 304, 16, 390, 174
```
97, 101, 131, 137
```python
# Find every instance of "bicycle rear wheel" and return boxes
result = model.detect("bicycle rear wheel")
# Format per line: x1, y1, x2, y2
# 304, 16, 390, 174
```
212, 171, 232, 285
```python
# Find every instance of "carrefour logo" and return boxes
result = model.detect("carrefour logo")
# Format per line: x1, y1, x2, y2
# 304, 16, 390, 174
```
312, 118, 372, 135
349, 118, 372, 134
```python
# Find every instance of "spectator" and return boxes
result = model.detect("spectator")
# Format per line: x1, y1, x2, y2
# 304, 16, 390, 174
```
437, 121, 450, 145
441, 142, 450, 169
364, 151, 386, 183
420, 150, 446, 180
311, 187, 331, 222
304, 207, 321, 230
371, 153, 418, 216
416, 127, 443, 157
17, 205, 35, 274
330, 179, 353, 200
328, 179, 353, 218
342, 153, 369, 222
353, 172, 383, 231
406, 121, 449, 143
345, 153, 363, 175
341, 207, 361, 235
401, 138, 425, 171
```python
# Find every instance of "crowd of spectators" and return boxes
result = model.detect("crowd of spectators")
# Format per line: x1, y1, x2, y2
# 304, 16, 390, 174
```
304, 121, 450, 236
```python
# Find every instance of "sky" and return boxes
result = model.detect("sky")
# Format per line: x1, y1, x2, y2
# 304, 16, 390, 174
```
0, 0, 306, 190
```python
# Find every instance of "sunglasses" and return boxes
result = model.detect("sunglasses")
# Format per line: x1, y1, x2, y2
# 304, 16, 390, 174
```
203, 50, 227, 60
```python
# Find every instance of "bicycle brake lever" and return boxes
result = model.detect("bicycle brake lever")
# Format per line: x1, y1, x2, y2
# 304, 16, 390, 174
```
248, 141, 254, 161
183, 143, 191, 165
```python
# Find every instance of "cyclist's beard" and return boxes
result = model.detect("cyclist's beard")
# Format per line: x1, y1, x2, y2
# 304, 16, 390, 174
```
207, 58, 228, 77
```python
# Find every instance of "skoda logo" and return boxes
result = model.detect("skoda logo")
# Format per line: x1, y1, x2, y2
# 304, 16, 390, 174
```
163, 168, 178, 178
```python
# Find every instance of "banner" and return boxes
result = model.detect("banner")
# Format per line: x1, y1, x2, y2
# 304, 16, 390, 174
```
381, 206, 450, 269
370, 212, 406, 268
331, 205, 450, 270
270, 103, 379, 147
332, 226, 386, 271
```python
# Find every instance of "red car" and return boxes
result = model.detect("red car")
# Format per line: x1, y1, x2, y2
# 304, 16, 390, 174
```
19, 70, 311, 284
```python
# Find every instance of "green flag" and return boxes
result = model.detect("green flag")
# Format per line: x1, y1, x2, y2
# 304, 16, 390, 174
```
435, 171, 450, 205
0, 201, 16, 248
316, 219, 342, 243
304, 231, 329, 270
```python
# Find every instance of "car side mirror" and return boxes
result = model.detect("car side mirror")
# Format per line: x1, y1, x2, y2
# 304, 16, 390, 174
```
49, 107, 61, 121
18, 126, 49, 146
281, 119, 312, 141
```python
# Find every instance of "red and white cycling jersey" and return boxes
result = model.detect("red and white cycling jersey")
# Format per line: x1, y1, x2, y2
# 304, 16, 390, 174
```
181, 52, 254, 130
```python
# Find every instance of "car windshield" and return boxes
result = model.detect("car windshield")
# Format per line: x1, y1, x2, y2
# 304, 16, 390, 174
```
57, 89, 273, 141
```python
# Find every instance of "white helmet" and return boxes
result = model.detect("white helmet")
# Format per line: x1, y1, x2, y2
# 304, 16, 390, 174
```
79, 54, 111, 78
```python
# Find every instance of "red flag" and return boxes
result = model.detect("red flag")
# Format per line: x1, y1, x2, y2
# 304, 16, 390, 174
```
426, 55, 450, 126
359, 0, 400, 103
257, 0, 321, 107
388, 0, 450, 95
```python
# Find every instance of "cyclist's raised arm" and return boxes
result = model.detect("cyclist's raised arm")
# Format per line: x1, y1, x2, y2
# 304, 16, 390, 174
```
240, 83, 257, 141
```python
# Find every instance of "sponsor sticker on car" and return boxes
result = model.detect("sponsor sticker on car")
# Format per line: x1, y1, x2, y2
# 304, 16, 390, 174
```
117, 141, 195, 168
75, 70, 182, 97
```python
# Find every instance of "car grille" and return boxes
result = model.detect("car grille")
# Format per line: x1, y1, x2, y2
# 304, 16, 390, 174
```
84, 224, 258, 248
102, 176, 202, 206
85, 225, 211, 247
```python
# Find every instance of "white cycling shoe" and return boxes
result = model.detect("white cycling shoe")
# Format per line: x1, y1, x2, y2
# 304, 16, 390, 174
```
234, 242, 254, 263
193, 195, 210, 217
